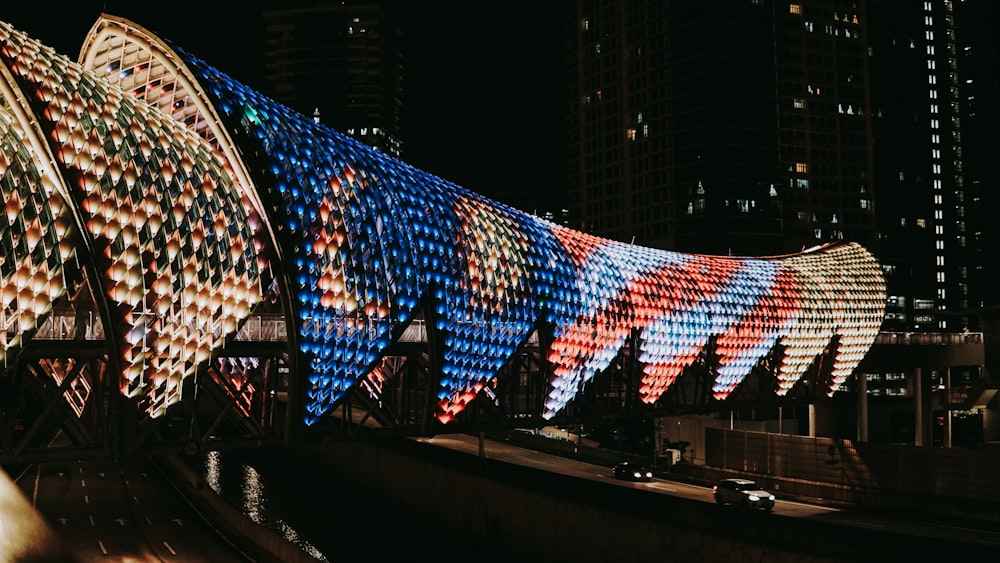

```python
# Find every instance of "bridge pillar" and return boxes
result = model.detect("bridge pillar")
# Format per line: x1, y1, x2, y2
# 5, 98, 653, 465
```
914, 367, 925, 446
944, 366, 952, 448
856, 372, 868, 442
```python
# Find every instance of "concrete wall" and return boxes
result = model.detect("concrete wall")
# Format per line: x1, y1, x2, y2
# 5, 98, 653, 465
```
267, 438, 991, 563
681, 427, 1000, 525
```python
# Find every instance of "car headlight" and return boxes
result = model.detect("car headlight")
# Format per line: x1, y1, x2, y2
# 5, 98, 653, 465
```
768, 495, 775, 501
749, 494, 760, 501
645, 472, 653, 478
633, 472, 642, 478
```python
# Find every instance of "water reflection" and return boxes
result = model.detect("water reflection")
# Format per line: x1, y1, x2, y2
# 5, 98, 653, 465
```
202, 450, 329, 561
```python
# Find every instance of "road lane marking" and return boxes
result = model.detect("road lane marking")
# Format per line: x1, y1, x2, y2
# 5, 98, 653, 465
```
32, 465, 41, 506
89, 515, 95, 526
647, 483, 678, 492
98, 541, 107, 555
84, 495, 90, 504
779, 500, 840, 512
163, 542, 177, 555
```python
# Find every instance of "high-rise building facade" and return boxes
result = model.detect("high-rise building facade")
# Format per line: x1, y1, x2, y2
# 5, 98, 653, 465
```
262, 1, 403, 157
568, 0, 994, 332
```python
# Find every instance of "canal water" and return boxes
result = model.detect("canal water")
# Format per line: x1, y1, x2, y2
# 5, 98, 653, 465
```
192, 449, 330, 561
186, 447, 439, 562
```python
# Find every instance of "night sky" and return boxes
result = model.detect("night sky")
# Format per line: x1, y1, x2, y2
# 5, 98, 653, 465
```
1, 1, 569, 214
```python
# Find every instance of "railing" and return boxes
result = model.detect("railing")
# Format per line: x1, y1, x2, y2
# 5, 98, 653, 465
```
31, 312, 105, 340
873, 331, 983, 346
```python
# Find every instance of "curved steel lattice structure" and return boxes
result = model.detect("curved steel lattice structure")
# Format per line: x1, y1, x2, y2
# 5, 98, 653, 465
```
0, 15, 886, 442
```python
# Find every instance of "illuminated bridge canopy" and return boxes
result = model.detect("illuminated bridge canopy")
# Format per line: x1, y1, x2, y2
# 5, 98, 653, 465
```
0, 15, 886, 428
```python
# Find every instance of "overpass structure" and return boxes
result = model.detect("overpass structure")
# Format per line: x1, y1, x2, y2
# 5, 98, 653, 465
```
0, 14, 886, 465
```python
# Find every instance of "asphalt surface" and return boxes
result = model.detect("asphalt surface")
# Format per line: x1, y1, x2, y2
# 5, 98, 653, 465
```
6, 433, 1000, 561
7, 456, 251, 562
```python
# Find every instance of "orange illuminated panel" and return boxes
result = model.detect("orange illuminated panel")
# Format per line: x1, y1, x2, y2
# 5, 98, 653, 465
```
0, 22, 269, 419
0, 104, 76, 365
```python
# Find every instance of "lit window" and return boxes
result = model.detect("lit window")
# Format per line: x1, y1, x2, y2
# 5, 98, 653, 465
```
790, 3, 802, 14
794, 98, 805, 109
795, 162, 808, 173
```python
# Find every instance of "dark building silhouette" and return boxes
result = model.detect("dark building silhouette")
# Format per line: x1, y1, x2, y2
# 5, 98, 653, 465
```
262, 0, 403, 157
568, 0, 996, 334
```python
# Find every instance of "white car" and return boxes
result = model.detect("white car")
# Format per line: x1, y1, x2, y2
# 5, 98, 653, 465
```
713, 478, 775, 511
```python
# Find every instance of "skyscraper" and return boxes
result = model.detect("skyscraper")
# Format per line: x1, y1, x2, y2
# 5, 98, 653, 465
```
568, 0, 994, 332
262, 1, 403, 157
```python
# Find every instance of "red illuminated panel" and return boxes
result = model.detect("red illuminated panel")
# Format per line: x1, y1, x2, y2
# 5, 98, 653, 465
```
710, 266, 799, 399
635, 256, 742, 403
